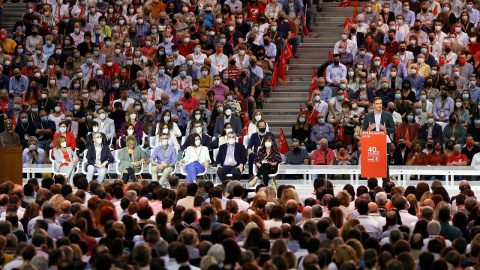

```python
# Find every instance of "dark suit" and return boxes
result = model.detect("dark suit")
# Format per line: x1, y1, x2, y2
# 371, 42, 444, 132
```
86, 144, 115, 166
181, 133, 212, 151
349, 32, 365, 47
213, 115, 243, 138
419, 123, 443, 144
362, 110, 396, 135
216, 142, 247, 181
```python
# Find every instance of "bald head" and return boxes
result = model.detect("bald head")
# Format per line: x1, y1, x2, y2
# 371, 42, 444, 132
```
138, 197, 149, 208
302, 206, 312, 219
423, 199, 434, 208
368, 202, 378, 213
60, 201, 71, 214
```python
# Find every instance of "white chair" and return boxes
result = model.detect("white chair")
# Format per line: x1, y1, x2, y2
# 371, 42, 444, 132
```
81, 149, 111, 177
252, 164, 279, 189
114, 149, 144, 180
49, 149, 55, 163
141, 132, 148, 148
243, 134, 251, 149
181, 136, 187, 146
180, 162, 207, 181
148, 149, 177, 186
51, 149, 80, 185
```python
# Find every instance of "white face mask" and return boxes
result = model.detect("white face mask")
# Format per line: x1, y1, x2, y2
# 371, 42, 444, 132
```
74, 105, 81, 110
195, 114, 201, 120
127, 129, 134, 135
41, 94, 48, 99
61, 142, 67, 147
456, 102, 462, 108
196, 126, 202, 133
59, 127, 66, 133
265, 141, 272, 148
255, 115, 262, 121
93, 126, 99, 132
55, 106, 61, 112
225, 109, 232, 116
130, 113, 137, 120
314, 95, 320, 101
135, 106, 141, 111
163, 128, 169, 134
195, 140, 201, 146
226, 128, 233, 133
228, 138, 235, 145
99, 113, 106, 120
161, 139, 168, 146
95, 137, 102, 144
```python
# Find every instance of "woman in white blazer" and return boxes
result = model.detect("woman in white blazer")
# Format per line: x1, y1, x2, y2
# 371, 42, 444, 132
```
53, 135, 79, 184
179, 133, 210, 183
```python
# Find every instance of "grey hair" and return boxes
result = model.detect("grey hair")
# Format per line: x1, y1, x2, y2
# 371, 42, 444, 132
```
207, 243, 225, 263
28, 136, 38, 143
92, 132, 102, 138
125, 190, 137, 202
227, 131, 236, 137
421, 206, 434, 220
454, 144, 462, 150
156, 240, 168, 256
30, 256, 49, 270
14, 96, 22, 102
375, 192, 388, 205
311, 205, 323, 218
427, 220, 441, 235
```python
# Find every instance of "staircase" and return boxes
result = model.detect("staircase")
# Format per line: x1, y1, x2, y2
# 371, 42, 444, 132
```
2, 3, 26, 38
263, 2, 355, 139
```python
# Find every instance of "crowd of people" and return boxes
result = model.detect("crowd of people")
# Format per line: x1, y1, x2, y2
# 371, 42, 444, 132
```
0, 174, 475, 270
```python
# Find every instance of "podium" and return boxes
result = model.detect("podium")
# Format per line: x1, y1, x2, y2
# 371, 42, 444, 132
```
361, 131, 387, 178
0, 147, 23, 185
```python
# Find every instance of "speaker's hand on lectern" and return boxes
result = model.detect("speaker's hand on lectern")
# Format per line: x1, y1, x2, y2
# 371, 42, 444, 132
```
379, 123, 387, 131
368, 123, 376, 131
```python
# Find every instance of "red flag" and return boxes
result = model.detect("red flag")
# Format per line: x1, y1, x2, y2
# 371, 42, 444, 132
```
339, 1, 351, 7
309, 69, 318, 99
239, 119, 250, 144
336, 124, 345, 141
267, 61, 279, 87
278, 128, 289, 154
299, 102, 303, 113
344, 16, 351, 29
362, 3, 365, 12
328, 51, 333, 61
302, 10, 309, 36
352, 7, 358, 23
229, 36, 234, 47
284, 42, 293, 60
90, 67, 95, 79
433, 5, 438, 16
278, 54, 287, 81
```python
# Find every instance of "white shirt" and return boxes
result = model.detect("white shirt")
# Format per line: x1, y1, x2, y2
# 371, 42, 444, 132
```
148, 87, 164, 100
398, 51, 414, 65
433, 31, 448, 46
314, 100, 329, 115
232, 198, 250, 212
189, 52, 207, 66
470, 152, 480, 166
399, 210, 418, 225
183, 145, 210, 165
334, 39, 357, 57
428, 41, 443, 61
368, 213, 386, 227
173, 55, 186, 66
113, 98, 135, 111
234, 54, 250, 69
456, 31, 469, 45
445, 51, 458, 65
140, 99, 156, 113
209, 53, 228, 72
33, 53, 48, 73
358, 215, 382, 239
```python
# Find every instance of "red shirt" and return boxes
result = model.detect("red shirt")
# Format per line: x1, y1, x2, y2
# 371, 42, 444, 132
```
226, 65, 241, 80
469, 42, 480, 56
101, 63, 120, 78
448, 154, 469, 165
59, 151, 70, 168
312, 148, 336, 165
53, 132, 77, 151
385, 41, 399, 55
20, 66, 37, 77
245, 3, 265, 21
304, 109, 320, 127
178, 42, 195, 57
140, 46, 157, 57
179, 97, 199, 113
371, 52, 393, 68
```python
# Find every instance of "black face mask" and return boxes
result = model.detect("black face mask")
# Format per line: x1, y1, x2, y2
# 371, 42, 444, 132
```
450, 117, 457, 124
399, 142, 406, 149
56, 72, 62, 78
257, 52, 264, 57
293, 147, 300, 154
264, 40, 269, 45
172, 19, 177, 24
414, 25, 420, 31
259, 127, 266, 133
250, 60, 256, 66
279, 16, 285, 21
441, 93, 448, 99
426, 143, 433, 149
15, 75, 21, 80
350, 28, 356, 34
258, 18, 265, 23
190, 27, 196, 32
333, 60, 339, 65
388, 36, 394, 41
371, 27, 376, 33
198, 20, 204, 26
184, 93, 191, 99
130, 32, 137, 36
241, 72, 247, 78
148, 61, 153, 66
429, 36, 434, 42
159, 18, 166, 23
229, 60, 236, 66
421, 8, 427, 12
446, 145, 454, 150
221, 9, 228, 14
67, 62, 73, 67
399, 47, 406, 52
307, 105, 313, 111
318, 85, 324, 90
425, 82, 433, 87
248, 38, 254, 43
445, 48, 452, 53
389, 108, 395, 113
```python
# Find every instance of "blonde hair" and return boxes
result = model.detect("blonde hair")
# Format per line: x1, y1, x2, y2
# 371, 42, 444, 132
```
406, 194, 420, 215
252, 109, 265, 124
420, 191, 433, 206
340, 218, 360, 241
200, 256, 218, 270
335, 245, 358, 265
56, 135, 66, 149
266, 186, 278, 204
271, 239, 288, 257
337, 191, 352, 207
126, 108, 138, 121
126, 135, 136, 146
283, 252, 297, 269
279, 188, 300, 206
346, 239, 364, 262
49, 194, 65, 213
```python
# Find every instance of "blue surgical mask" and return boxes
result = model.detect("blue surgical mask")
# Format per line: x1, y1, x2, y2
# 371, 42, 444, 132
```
420, 95, 426, 100
475, 120, 480, 125
337, 95, 344, 101
180, 71, 186, 77
32, 108, 38, 113
318, 118, 325, 124
194, 47, 201, 53
86, 58, 93, 64
395, 94, 401, 99
358, 146, 361, 151
217, 107, 223, 113
93, 51, 99, 57
21, 118, 28, 124
113, 33, 119, 38
135, 51, 141, 57
339, 84, 346, 89
421, 48, 427, 54
463, 94, 469, 99
41, 116, 48, 122
407, 115, 414, 121
300, 146, 306, 150
416, 109, 422, 114
164, 116, 170, 122
158, 69, 165, 76
359, 84, 366, 89
170, 86, 177, 91
86, 115, 93, 121
299, 117, 305, 123
95, 105, 101, 111
14, 104, 20, 110
470, 81, 476, 87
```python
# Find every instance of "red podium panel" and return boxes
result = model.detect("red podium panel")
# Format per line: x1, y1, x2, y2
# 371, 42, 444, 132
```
361, 131, 387, 178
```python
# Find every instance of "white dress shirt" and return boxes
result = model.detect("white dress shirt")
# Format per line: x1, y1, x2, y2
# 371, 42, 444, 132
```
209, 53, 228, 72
183, 145, 210, 165
358, 215, 382, 239
399, 210, 418, 225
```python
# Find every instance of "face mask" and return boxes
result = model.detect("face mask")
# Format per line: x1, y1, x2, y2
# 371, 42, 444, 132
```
466, 141, 474, 147
195, 126, 202, 133
475, 120, 480, 125
130, 113, 137, 120
54, 106, 61, 112
348, 71, 354, 77
318, 118, 325, 124
74, 104, 82, 110
60, 142, 67, 148
456, 102, 463, 108
127, 129, 134, 135
264, 141, 272, 148
59, 126, 67, 133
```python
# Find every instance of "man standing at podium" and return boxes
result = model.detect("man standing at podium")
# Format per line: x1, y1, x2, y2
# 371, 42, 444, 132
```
362, 97, 396, 185
0, 119, 20, 147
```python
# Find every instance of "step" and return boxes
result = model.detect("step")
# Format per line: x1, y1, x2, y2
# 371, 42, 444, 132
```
277, 80, 314, 86
289, 58, 325, 65
264, 102, 305, 110
264, 97, 308, 103
261, 109, 301, 115
303, 36, 340, 43
299, 43, 336, 48
285, 63, 320, 69
314, 16, 348, 23
284, 74, 315, 80
270, 92, 309, 98
264, 114, 300, 122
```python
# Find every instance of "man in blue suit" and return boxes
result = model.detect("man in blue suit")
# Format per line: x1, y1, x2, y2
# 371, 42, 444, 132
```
216, 132, 247, 182
181, 121, 212, 151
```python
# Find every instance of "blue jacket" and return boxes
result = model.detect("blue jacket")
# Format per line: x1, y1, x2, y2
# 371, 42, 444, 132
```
181, 133, 212, 151
216, 142, 247, 166
247, 132, 276, 153
86, 144, 115, 166
0, 75, 9, 90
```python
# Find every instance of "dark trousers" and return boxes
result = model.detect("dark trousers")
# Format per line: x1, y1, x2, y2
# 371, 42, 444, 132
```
122, 167, 137, 183
256, 163, 277, 186
218, 165, 242, 181
248, 152, 257, 176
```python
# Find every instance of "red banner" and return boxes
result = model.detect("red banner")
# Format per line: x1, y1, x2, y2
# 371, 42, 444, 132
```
352, 7, 358, 23
344, 16, 351, 29
309, 69, 318, 99
302, 10, 309, 36
278, 128, 289, 154
361, 131, 387, 178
